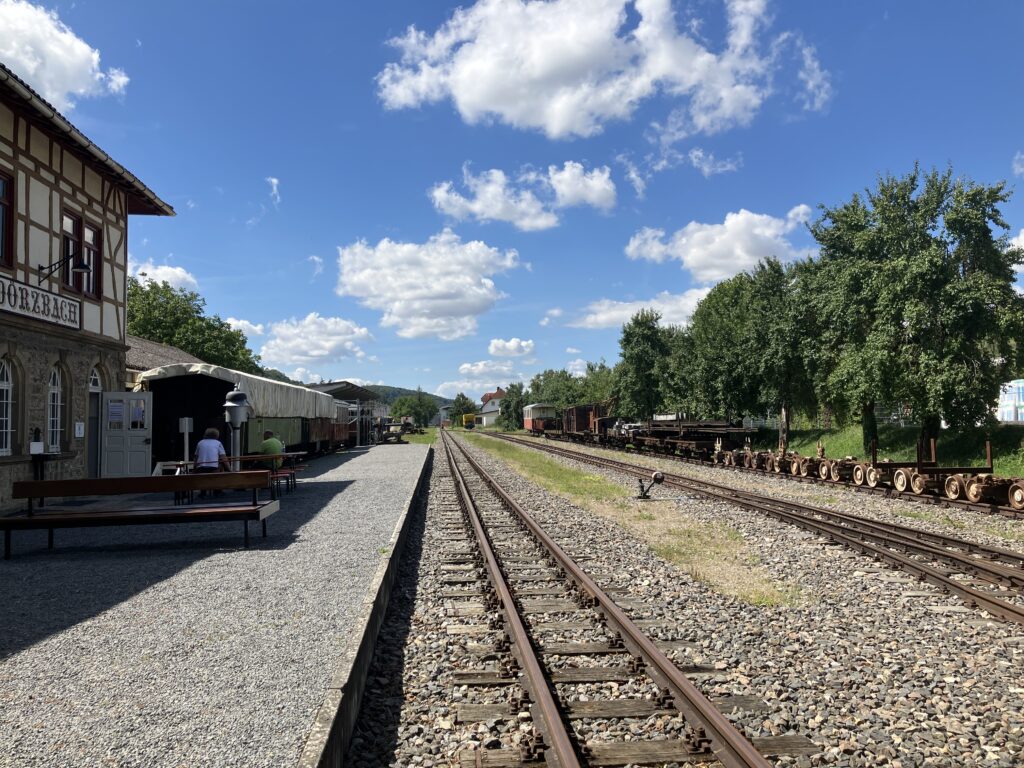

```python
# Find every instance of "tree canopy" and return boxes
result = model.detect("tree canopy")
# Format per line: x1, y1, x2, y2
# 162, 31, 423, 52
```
390, 388, 438, 427
127, 276, 263, 374
498, 382, 529, 430
448, 392, 477, 426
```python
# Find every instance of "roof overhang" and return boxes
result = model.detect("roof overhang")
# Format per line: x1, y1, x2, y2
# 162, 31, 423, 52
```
0, 63, 174, 217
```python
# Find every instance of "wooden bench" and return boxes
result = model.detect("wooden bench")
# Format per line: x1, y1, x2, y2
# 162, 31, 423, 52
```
3, 471, 277, 559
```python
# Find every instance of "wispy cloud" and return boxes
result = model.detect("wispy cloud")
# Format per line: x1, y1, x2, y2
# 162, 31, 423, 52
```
265, 176, 281, 206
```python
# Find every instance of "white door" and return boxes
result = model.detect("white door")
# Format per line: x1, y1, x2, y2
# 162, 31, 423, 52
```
101, 392, 153, 477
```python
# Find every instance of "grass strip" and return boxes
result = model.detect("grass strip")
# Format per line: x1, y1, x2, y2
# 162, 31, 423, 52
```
465, 433, 800, 607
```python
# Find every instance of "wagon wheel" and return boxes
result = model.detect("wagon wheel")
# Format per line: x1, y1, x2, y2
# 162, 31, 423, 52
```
944, 474, 966, 500
742, 453, 752, 469
800, 459, 813, 477
910, 472, 928, 495
852, 464, 866, 486
1009, 481, 1024, 510
965, 478, 985, 503
763, 454, 774, 472
789, 458, 801, 475
866, 466, 882, 488
829, 462, 842, 482
893, 468, 911, 494
818, 460, 831, 480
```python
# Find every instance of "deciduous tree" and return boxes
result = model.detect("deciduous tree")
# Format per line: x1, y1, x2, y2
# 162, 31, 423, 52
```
127, 276, 263, 374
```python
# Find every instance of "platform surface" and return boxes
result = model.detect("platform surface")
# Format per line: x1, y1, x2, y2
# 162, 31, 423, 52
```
0, 444, 430, 768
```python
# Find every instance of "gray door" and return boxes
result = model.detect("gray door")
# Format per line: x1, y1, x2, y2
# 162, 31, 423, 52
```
101, 392, 153, 477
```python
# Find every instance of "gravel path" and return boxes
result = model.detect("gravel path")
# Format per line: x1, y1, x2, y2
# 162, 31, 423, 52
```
0, 443, 429, 768
351, 432, 1024, 767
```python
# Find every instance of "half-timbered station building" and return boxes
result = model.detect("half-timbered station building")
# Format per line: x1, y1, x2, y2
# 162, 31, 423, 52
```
0, 61, 173, 506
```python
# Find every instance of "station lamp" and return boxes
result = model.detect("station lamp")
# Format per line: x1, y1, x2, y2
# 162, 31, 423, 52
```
36, 253, 91, 285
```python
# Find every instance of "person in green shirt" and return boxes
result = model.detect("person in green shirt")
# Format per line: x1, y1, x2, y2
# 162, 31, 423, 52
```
258, 430, 284, 470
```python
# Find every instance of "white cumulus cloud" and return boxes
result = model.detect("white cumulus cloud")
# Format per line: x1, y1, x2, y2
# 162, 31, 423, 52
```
458, 359, 514, 377
1013, 152, 1024, 178
625, 204, 813, 283
546, 161, 616, 210
687, 147, 742, 178
431, 167, 557, 231
128, 257, 198, 291
489, 337, 534, 357
225, 317, 265, 337
259, 313, 373, 367
0, 0, 130, 111
431, 161, 615, 230
289, 367, 324, 384
566, 358, 588, 377
566, 346, 582, 354
796, 42, 832, 112
336, 228, 519, 340
571, 287, 711, 329
539, 307, 563, 327
377, 0, 821, 140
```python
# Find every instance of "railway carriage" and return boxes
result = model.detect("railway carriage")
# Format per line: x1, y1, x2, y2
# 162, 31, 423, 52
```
135, 363, 353, 467
523, 403, 559, 434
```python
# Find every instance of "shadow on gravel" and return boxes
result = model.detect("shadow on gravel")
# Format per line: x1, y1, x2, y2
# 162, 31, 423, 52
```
0, 452, 359, 660
344, 472, 429, 766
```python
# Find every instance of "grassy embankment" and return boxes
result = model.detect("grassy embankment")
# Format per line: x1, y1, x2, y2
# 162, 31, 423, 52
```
463, 432, 800, 606
403, 427, 438, 445
754, 423, 1024, 477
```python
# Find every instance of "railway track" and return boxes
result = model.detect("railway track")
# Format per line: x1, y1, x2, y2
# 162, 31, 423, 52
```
544, 433, 1024, 520
438, 429, 819, 766
481, 432, 1024, 627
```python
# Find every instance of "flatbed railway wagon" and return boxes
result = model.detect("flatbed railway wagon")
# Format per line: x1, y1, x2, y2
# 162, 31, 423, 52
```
135, 363, 351, 467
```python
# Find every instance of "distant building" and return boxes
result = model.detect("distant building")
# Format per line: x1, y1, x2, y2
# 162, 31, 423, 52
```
0, 61, 172, 493
477, 387, 506, 427
998, 379, 1024, 423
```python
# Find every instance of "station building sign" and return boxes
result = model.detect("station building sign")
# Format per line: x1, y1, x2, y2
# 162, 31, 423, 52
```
0, 274, 81, 330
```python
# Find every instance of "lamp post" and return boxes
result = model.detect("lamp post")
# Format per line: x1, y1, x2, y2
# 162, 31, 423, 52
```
37, 253, 90, 285
222, 389, 251, 471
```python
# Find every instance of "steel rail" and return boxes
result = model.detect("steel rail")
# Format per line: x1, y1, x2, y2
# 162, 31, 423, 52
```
544, 431, 1024, 519
441, 431, 581, 768
483, 433, 1024, 626
445, 431, 772, 768
506, 436, 1024, 569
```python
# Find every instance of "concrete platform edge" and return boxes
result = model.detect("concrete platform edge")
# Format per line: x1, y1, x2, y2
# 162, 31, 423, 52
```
296, 445, 434, 768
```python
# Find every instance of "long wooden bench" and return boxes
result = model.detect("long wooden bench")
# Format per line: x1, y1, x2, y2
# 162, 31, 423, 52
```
3, 471, 277, 559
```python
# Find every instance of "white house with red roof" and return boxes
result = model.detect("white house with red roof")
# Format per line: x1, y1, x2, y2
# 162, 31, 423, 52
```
477, 387, 506, 427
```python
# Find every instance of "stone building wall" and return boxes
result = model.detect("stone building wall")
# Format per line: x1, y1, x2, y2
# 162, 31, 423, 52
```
0, 315, 124, 510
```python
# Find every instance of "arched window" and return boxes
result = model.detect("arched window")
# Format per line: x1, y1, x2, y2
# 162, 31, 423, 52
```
89, 368, 103, 392
48, 367, 63, 452
0, 358, 12, 456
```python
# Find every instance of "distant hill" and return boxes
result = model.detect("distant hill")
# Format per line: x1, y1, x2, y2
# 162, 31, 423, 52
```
367, 385, 453, 408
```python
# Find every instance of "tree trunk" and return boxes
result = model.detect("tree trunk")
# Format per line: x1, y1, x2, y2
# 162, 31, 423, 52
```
778, 402, 790, 452
861, 402, 877, 454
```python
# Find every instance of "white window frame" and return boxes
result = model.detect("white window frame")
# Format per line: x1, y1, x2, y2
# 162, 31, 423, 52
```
48, 367, 63, 453
89, 368, 103, 392
0, 359, 11, 456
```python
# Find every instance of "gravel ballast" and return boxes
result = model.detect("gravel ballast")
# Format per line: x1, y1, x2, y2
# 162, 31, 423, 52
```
352, 433, 1024, 767
0, 444, 430, 768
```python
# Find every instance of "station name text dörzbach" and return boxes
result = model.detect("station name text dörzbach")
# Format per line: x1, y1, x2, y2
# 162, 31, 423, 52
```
0, 275, 81, 330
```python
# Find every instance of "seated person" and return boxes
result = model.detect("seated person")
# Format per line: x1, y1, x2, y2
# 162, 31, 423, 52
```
194, 428, 230, 473
194, 427, 231, 497
258, 430, 285, 470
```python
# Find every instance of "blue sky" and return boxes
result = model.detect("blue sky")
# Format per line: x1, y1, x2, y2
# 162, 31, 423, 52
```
3, 0, 1023, 400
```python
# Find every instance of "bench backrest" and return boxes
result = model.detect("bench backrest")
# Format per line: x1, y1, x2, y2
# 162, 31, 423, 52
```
12, 471, 271, 499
